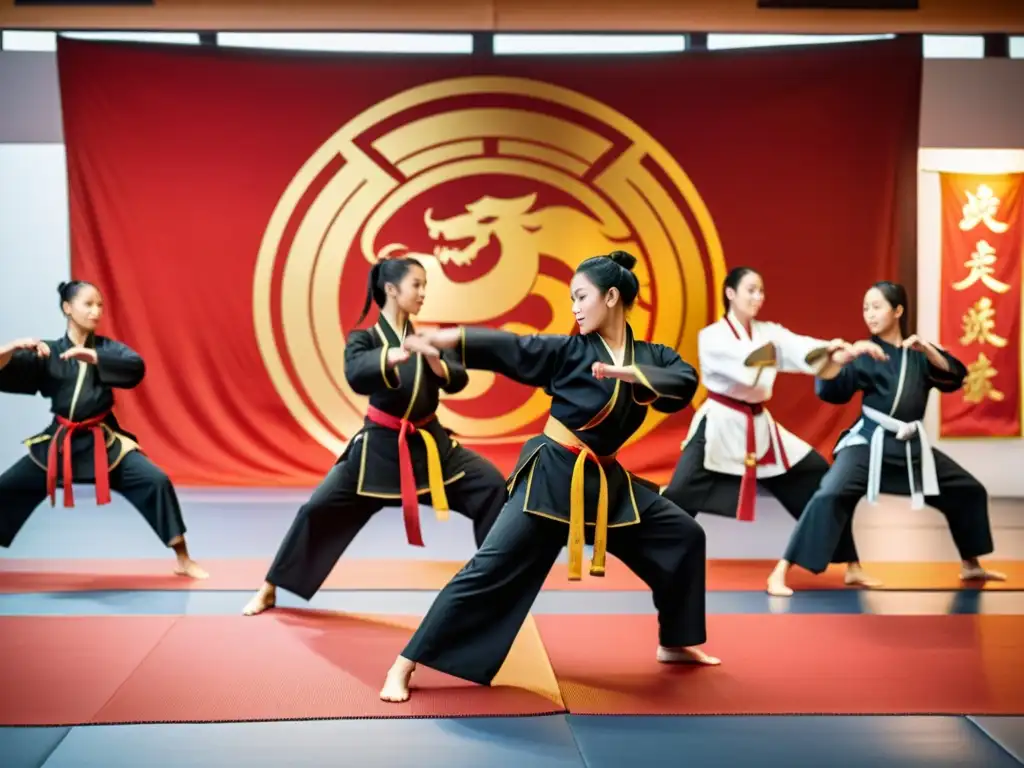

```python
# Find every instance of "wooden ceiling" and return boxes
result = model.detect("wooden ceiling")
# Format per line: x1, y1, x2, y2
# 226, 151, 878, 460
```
0, 0, 1022, 33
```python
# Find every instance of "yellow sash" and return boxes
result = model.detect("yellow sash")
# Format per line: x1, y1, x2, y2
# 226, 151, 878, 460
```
419, 429, 449, 520
541, 416, 615, 580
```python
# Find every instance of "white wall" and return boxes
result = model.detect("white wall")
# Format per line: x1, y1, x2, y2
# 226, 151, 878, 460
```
1, 49, 1023, 494
0, 144, 70, 470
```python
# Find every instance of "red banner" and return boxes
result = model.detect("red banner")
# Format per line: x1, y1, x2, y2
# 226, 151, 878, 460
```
58, 37, 921, 487
938, 172, 1024, 438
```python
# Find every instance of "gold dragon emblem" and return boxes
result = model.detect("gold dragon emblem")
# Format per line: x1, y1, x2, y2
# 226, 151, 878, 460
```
254, 76, 725, 455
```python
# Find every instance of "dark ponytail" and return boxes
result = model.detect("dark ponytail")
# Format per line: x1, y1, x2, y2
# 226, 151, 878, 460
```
574, 250, 641, 309
355, 257, 424, 326
721, 266, 759, 314
57, 280, 95, 311
872, 280, 909, 337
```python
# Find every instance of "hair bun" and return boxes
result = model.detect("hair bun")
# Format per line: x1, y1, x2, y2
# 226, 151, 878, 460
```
57, 281, 69, 296
608, 250, 637, 272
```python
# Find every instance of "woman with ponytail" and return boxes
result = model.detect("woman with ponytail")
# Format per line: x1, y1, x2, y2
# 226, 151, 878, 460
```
0, 280, 206, 577
379, 250, 718, 705
661, 266, 886, 591
768, 281, 1004, 595
243, 257, 507, 616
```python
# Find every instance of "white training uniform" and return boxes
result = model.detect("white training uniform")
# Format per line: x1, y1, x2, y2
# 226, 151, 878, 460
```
685, 311, 833, 480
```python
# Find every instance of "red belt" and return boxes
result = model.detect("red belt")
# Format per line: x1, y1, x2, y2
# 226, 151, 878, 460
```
46, 410, 112, 508
705, 392, 790, 522
366, 405, 450, 547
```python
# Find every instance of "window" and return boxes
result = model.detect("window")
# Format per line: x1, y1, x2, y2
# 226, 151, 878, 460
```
922, 35, 984, 59
707, 33, 894, 50
214, 32, 473, 54
493, 34, 686, 55
1, 30, 200, 51
1010, 36, 1024, 59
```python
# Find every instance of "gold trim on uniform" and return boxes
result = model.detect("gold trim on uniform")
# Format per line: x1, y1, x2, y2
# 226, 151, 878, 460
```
355, 431, 466, 500
374, 325, 401, 389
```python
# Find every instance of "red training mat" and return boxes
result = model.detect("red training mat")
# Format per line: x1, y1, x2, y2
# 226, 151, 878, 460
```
535, 613, 1024, 715
1, 558, 1020, 593
0, 611, 564, 725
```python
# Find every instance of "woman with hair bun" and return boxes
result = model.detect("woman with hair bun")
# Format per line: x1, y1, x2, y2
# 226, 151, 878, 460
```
243, 257, 507, 616
662, 266, 886, 589
379, 250, 718, 705
0, 280, 206, 577
768, 281, 1005, 595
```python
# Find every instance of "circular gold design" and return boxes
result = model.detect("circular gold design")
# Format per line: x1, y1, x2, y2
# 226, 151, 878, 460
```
254, 76, 726, 455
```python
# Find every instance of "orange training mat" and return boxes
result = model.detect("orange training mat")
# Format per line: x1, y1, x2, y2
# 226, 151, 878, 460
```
0, 612, 565, 726
535, 613, 1024, 716
0, 557, 1021, 593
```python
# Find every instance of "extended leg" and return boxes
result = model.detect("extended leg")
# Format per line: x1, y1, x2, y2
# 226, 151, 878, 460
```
381, 483, 565, 702
761, 449, 876, 584
607, 495, 719, 665
661, 418, 741, 519
767, 446, 869, 596
0, 456, 48, 549
926, 450, 1003, 581
245, 460, 384, 614
109, 451, 207, 578
440, 446, 508, 547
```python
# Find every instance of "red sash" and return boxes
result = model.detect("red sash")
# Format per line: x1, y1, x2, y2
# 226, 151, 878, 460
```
365, 405, 445, 547
46, 410, 112, 508
705, 392, 790, 522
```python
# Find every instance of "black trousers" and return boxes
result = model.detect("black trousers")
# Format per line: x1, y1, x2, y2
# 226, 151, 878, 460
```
400, 480, 708, 687
662, 417, 859, 564
266, 445, 507, 601
0, 452, 187, 548
783, 444, 995, 574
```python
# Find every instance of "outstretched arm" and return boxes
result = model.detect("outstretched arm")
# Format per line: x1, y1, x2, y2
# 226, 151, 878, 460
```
406, 327, 567, 390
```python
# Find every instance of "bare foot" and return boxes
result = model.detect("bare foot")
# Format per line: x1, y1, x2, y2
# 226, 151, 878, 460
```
380, 657, 416, 702
174, 558, 209, 579
766, 574, 794, 597
656, 646, 721, 666
242, 584, 276, 616
766, 562, 793, 597
961, 566, 1007, 582
844, 565, 883, 588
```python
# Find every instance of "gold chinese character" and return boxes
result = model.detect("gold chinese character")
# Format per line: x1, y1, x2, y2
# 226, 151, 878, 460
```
951, 240, 1011, 294
960, 296, 1008, 348
963, 353, 1005, 404
959, 184, 1009, 233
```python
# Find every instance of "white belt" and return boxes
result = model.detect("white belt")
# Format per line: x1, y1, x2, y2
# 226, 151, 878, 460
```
862, 405, 938, 510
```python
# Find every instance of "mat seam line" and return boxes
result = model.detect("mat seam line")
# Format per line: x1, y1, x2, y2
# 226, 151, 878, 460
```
563, 716, 592, 768
85, 615, 185, 726
36, 725, 73, 768
525, 613, 569, 714
964, 716, 1024, 766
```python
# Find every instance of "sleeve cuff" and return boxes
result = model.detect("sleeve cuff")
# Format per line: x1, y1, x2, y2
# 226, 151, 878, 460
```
380, 347, 400, 389
630, 365, 660, 396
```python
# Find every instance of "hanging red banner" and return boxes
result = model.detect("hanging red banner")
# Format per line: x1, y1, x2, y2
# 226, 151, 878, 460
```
938, 172, 1024, 438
